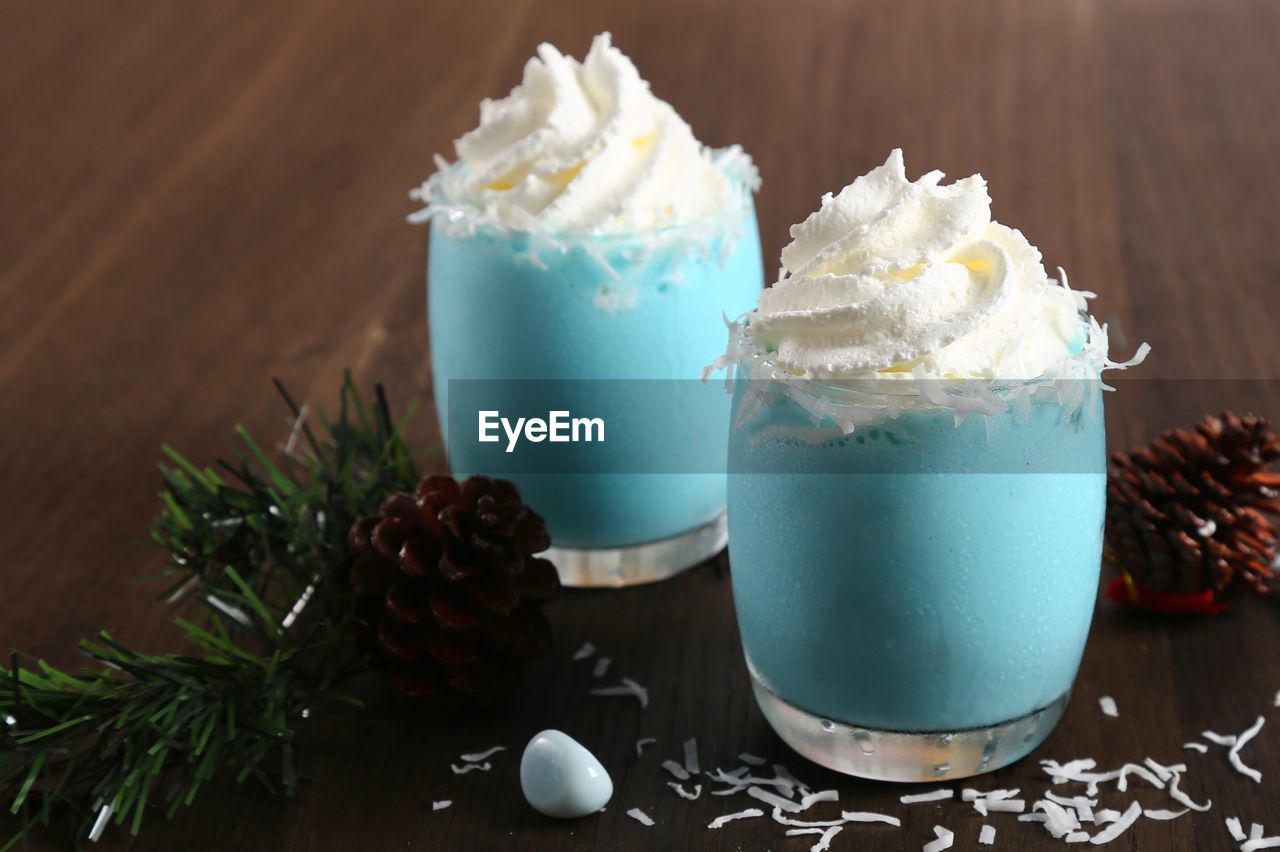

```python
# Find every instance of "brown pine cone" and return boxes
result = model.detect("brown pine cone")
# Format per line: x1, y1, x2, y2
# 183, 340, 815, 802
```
348, 475, 559, 710
1106, 411, 1280, 609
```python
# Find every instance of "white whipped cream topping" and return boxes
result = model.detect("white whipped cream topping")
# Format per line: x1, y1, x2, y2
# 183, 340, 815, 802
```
419, 33, 750, 234
745, 150, 1086, 380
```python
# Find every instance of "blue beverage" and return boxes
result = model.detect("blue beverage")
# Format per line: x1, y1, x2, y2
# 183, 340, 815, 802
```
727, 378, 1106, 780
429, 201, 764, 585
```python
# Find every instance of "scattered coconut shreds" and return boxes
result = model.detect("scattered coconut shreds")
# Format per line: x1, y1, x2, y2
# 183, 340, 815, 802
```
432, 800, 451, 811
1093, 810, 1121, 826
1228, 818, 1247, 842
1183, 742, 1209, 753
1168, 772, 1212, 812
683, 738, 700, 775
747, 785, 803, 813
841, 810, 901, 827
785, 825, 842, 852
635, 737, 657, 757
771, 809, 845, 829
1019, 814, 1048, 823
458, 745, 505, 762
1099, 696, 1119, 718
572, 642, 595, 661
984, 799, 1026, 813
922, 825, 954, 852
1202, 730, 1238, 747
1243, 837, 1280, 852
1142, 758, 1184, 783
799, 790, 839, 809
589, 678, 648, 709
592, 657, 612, 678
626, 808, 654, 827
1252, 823, 1265, 840
1144, 808, 1189, 821
1034, 800, 1080, 838
449, 762, 490, 774
1227, 715, 1265, 783
1089, 801, 1142, 844
900, 788, 954, 804
668, 782, 702, 800
964, 788, 1020, 802
706, 768, 794, 795
773, 763, 806, 796
978, 824, 996, 846
1066, 831, 1092, 843
707, 808, 764, 829
661, 759, 691, 781
738, 752, 767, 766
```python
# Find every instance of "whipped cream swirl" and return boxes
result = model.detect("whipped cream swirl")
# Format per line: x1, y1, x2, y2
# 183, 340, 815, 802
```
745, 150, 1087, 380
415, 33, 752, 235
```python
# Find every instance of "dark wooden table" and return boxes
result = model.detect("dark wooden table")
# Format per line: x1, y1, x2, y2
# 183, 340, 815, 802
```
4, 0, 1279, 849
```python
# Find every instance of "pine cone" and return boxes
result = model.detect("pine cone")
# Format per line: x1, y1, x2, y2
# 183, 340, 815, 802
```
1105, 411, 1280, 612
348, 475, 559, 710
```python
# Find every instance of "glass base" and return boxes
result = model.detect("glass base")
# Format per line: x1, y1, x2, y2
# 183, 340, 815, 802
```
749, 668, 1070, 782
547, 512, 727, 588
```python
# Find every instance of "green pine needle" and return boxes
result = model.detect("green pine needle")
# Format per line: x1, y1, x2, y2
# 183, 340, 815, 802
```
1, 372, 422, 847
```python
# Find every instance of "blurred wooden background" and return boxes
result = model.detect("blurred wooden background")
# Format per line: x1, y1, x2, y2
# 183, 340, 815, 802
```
3, 0, 1278, 848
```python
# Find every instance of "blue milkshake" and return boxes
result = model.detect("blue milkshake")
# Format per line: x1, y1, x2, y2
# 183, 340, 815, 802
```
413, 34, 764, 585
721, 150, 1147, 780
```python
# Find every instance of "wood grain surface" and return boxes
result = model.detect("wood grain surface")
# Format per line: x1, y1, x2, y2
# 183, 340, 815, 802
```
3, 0, 1279, 849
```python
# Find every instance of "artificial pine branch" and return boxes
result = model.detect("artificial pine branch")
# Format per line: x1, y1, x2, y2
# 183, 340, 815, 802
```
1, 373, 422, 849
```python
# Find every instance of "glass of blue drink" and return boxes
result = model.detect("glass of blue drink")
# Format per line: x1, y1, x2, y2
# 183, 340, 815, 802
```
414, 34, 764, 586
720, 150, 1146, 780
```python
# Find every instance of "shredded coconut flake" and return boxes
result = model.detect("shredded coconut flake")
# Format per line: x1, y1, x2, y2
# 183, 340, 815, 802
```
572, 642, 595, 661
1228, 715, 1265, 783
1066, 831, 1092, 843
978, 824, 996, 845
786, 825, 842, 852
589, 678, 648, 708
900, 788, 954, 804
984, 799, 1026, 813
626, 807, 654, 827
1089, 801, 1141, 844
1168, 772, 1211, 812
1144, 808, 1188, 821
459, 746, 505, 762
1227, 818, 1247, 841
432, 800, 451, 811
635, 737, 656, 757
1183, 742, 1209, 753
668, 782, 702, 800
592, 657, 612, 678
1098, 696, 1118, 718
738, 752, 767, 766
841, 810, 901, 826
683, 738, 700, 775
747, 785, 803, 813
450, 762, 490, 774
661, 759, 690, 781
707, 808, 764, 829
922, 825, 955, 852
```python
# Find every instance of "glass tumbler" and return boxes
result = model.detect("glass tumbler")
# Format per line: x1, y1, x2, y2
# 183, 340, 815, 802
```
428, 203, 763, 587
727, 374, 1106, 781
